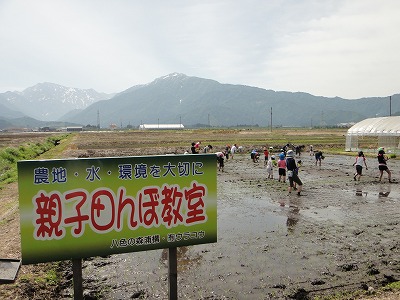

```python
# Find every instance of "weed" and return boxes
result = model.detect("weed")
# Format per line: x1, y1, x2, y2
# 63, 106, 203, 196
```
43, 269, 59, 285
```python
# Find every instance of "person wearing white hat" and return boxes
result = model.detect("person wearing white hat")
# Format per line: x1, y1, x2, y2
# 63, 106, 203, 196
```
286, 150, 303, 196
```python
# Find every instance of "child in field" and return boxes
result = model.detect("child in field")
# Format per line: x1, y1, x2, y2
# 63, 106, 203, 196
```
377, 148, 391, 182
263, 146, 269, 165
353, 151, 368, 181
278, 152, 286, 182
266, 156, 275, 179
293, 160, 302, 190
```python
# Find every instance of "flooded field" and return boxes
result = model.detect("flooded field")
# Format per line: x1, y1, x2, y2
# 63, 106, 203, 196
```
74, 153, 399, 299
1, 130, 399, 299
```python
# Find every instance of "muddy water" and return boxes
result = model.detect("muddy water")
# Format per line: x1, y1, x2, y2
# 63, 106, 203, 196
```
79, 154, 400, 299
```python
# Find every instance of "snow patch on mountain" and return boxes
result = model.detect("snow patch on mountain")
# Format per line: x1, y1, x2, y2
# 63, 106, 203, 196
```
0, 83, 113, 121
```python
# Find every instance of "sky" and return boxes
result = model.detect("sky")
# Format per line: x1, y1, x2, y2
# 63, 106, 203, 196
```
0, 0, 399, 99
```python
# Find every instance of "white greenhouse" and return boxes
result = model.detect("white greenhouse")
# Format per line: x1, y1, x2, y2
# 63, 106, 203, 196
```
345, 116, 400, 153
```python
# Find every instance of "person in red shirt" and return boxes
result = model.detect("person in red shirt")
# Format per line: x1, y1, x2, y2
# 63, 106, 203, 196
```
277, 152, 286, 182
263, 146, 269, 165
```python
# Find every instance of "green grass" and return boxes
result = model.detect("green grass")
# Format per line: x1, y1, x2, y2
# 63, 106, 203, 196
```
0, 134, 71, 189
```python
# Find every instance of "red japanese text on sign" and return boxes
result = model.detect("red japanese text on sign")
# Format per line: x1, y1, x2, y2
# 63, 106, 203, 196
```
33, 181, 208, 240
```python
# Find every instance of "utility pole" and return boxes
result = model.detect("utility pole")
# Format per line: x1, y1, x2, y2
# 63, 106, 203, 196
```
390, 96, 392, 116
321, 111, 325, 127
270, 107, 272, 132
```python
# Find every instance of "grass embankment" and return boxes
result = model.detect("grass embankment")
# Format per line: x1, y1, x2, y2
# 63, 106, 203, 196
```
0, 134, 71, 189
0, 133, 73, 299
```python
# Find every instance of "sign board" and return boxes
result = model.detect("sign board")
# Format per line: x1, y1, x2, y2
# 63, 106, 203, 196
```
18, 154, 217, 264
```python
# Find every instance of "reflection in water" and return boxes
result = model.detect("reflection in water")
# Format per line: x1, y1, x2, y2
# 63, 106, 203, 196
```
287, 205, 300, 233
160, 246, 203, 272
355, 189, 368, 197
355, 185, 391, 198
284, 198, 301, 233
379, 184, 391, 197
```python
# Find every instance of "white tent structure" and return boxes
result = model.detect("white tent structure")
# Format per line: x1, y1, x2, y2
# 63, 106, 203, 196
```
345, 116, 400, 152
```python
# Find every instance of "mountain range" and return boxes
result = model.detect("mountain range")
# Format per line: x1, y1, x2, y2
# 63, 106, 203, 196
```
0, 73, 398, 130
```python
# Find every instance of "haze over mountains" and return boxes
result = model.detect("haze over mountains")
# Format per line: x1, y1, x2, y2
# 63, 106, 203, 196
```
0, 73, 399, 130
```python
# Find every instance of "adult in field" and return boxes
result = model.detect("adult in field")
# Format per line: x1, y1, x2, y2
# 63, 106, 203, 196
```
377, 148, 392, 182
216, 151, 225, 171
309, 145, 314, 156
353, 151, 368, 181
225, 145, 231, 160
191, 142, 197, 154
295, 145, 301, 156
195, 141, 201, 153
286, 150, 303, 196
230, 144, 237, 159
203, 144, 213, 153
315, 150, 323, 166
251, 149, 260, 163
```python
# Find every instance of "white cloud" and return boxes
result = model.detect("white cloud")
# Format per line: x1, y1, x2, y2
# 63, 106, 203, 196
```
261, 1, 400, 98
0, 0, 399, 98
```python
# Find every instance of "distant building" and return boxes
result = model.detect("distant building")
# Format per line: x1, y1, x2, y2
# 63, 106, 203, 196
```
337, 122, 355, 128
139, 124, 184, 130
66, 126, 83, 132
